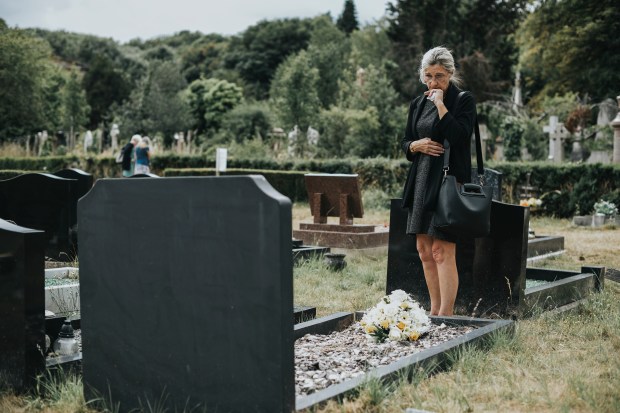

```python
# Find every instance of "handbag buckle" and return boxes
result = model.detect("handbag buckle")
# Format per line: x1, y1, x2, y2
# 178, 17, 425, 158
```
443, 166, 449, 176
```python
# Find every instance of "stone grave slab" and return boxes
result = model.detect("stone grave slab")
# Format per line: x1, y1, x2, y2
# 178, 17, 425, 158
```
0, 219, 46, 391
0, 173, 76, 261
79, 176, 294, 413
293, 173, 389, 249
294, 312, 513, 410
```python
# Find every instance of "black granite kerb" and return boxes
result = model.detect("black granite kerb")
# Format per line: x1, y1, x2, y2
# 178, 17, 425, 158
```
78, 175, 294, 413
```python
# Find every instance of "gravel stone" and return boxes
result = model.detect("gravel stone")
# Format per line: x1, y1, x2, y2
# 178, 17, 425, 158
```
295, 321, 476, 396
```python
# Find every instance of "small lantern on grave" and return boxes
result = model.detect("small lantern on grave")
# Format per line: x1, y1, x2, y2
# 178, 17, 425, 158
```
53, 320, 79, 355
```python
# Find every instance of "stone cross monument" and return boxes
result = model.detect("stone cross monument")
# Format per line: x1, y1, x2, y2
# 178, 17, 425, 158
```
543, 115, 570, 162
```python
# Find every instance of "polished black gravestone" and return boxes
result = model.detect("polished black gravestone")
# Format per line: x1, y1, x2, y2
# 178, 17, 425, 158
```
0, 173, 76, 261
384, 168, 532, 317
387, 199, 528, 317
53, 168, 94, 250
79, 176, 293, 413
0, 219, 46, 391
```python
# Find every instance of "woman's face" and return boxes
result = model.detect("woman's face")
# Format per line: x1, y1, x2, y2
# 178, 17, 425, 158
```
423, 64, 451, 93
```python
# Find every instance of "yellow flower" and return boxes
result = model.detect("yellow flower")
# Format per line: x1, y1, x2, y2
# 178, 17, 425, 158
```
408, 331, 420, 341
365, 325, 377, 334
380, 320, 390, 329
397, 321, 406, 330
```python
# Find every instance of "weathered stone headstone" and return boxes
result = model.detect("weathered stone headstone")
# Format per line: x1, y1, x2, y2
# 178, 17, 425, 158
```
0, 173, 76, 261
79, 176, 294, 412
0, 219, 46, 391
544, 116, 570, 162
386, 168, 530, 317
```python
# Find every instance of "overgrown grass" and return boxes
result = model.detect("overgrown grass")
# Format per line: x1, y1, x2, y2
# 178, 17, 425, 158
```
2, 209, 619, 412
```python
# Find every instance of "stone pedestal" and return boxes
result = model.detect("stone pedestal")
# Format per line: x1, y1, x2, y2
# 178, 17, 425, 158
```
293, 223, 389, 249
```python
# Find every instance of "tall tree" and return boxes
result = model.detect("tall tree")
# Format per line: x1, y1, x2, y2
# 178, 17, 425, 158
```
142, 62, 191, 145
307, 15, 350, 108
0, 25, 52, 139
269, 50, 321, 134
337, 0, 360, 35
82, 54, 131, 127
224, 18, 313, 99
185, 77, 243, 135
516, 0, 620, 104
62, 71, 91, 147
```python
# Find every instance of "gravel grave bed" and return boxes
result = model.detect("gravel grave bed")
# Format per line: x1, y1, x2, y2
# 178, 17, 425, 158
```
45, 278, 79, 287
295, 321, 476, 396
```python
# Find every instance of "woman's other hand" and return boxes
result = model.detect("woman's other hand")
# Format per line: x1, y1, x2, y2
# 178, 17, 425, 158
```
410, 138, 444, 156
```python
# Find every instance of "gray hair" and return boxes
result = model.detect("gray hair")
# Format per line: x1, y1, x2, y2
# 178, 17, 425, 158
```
418, 46, 462, 87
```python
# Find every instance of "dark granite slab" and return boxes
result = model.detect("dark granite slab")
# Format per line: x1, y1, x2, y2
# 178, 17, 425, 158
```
0, 219, 46, 391
79, 176, 294, 413
387, 199, 529, 317
0, 173, 76, 261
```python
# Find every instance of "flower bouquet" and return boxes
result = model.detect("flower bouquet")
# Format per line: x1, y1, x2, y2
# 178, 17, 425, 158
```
519, 197, 543, 209
593, 200, 618, 217
359, 289, 431, 343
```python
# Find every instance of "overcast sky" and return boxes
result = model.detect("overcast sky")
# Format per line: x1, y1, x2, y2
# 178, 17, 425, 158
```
1, 0, 389, 43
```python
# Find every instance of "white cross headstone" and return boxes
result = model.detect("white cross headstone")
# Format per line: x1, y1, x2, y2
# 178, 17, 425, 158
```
543, 116, 569, 162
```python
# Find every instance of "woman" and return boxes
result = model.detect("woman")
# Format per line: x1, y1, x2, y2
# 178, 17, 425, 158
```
400, 46, 477, 316
134, 136, 151, 175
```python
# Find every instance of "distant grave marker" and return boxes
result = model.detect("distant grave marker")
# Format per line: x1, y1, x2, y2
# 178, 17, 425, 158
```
305, 173, 363, 225
293, 174, 388, 249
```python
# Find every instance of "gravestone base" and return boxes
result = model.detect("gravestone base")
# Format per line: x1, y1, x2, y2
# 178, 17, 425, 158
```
293, 223, 389, 249
292, 238, 330, 264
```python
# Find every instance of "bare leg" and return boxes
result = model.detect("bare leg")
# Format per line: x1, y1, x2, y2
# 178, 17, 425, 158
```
431, 238, 458, 316
416, 234, 440, 315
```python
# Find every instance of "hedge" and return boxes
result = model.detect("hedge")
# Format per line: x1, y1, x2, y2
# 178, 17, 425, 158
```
164, 168, 312, 202
1, 154, 618, 217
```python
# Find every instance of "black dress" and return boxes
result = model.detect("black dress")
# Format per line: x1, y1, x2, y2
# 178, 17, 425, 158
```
400, 84, 477, 243
405, 100, 455, 241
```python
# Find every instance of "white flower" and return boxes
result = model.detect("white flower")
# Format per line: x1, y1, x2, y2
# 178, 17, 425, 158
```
359, 290, 431, 343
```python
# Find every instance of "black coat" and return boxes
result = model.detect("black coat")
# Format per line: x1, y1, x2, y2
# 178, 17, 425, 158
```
401, 83, 476, 209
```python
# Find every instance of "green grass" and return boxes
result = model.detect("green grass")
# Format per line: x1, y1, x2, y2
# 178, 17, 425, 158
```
2, 212, 619, 412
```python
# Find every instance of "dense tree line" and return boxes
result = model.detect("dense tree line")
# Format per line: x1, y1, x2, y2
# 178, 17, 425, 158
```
0, 0, 617, 160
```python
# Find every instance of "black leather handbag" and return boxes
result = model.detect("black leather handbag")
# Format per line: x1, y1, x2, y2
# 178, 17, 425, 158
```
433, 108, 492, 238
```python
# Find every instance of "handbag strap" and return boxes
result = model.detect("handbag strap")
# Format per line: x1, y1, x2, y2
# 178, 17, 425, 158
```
442, 91, 484, 182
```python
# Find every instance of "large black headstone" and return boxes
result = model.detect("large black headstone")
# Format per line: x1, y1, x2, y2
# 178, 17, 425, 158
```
386, 199, 528, 317
79, 176, 294, 412
386, 168, 530, 317
0, 219, 46, 391
0, 173, 76, 261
